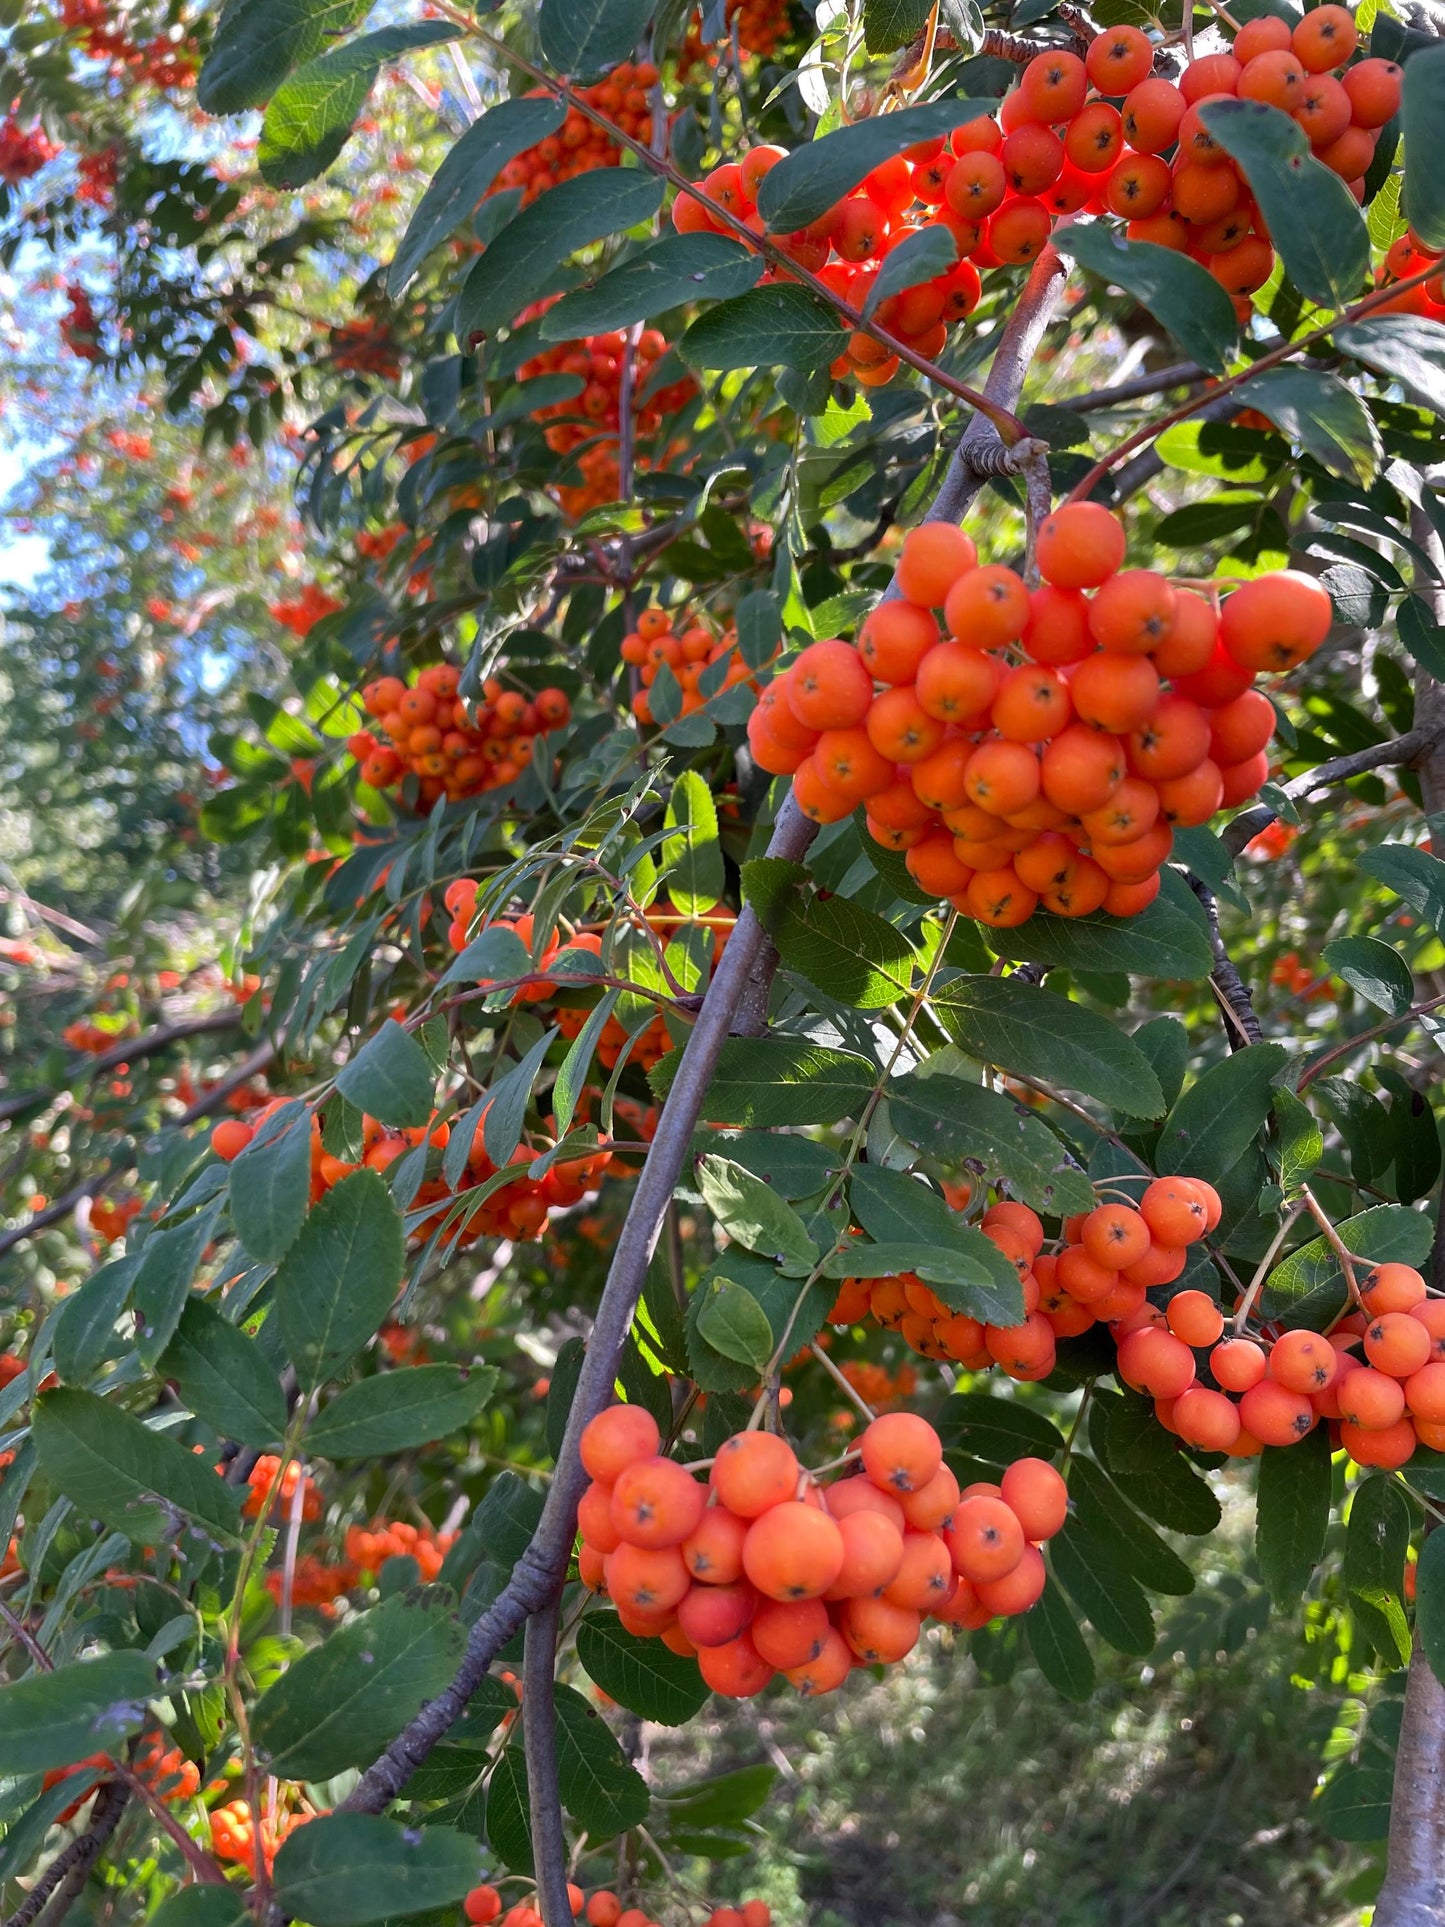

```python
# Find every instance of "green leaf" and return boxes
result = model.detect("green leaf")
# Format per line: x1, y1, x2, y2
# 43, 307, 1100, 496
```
335, 1019, 436, 1129
1026, 1575, 1096, 1701
541, 233, 762, 337
936, 1392, 1066, 1466
1273, 1089, 1324, 1195
253, 1589, 464, 1780
1200, 97, 1370, 307
576, 1613, 707, 1726
697, 1156, 817, 1273
1398, 593, 1445, 680
1323, 935, 1414, 1017
53, 1255, 139, 1384
862, 0, 932, 52
1361, 842, 1445, 940
229, 1100, 312, 1265
275, 1170, 405, 1390
157, 1298, 287, 1450
1051, 1519, 1155, 1655
1261, 1203, 1432, 1328
554, 991, 620, 1139
756, 101, 993, 231
1314, 1764, 1395, 1843
652, 1038, 875, 1126
1255, 1426, 1331, 1609
197, 0, 371, 115
861, 224, 959, 318
307, 1365, 498, 1459
258, 25, 460, 189
1089, 1391, 1222, 1535
1335, 313, 1445, 418
0, 1651, 155, 1774
847, 1165, 1024, 1323
1403, 43, 1445, 251
389, 97, 566, 296
1237, 365, 1381, 485
1155, 418, 1283, 482
132, 1212, 214, 1369
1416, 1524, 1445, 1686
540, 0, 654, 78
680, 284, 847, 374
1058, 225, 1238, 375
886, 1069, 1093, 1216
150, 1894, 250, 1927
272, 1815, 483, 1926
35, 1387, 242, 1545
1068, 1458, 1194, 1596
1154, 1042, 1287, 1181
1344, 1474, 1413, 1666
555, 1682, 650, 1835
744, 858, 917, 1008
485, 1745, 533, 1870
459, 171, 665, 339
663, 771, 724, 916
984, 891, 1212, 982
930, 978, 1166, 1117
695, 1278, 774, 1374
439, 924, 532, 989
482, 1027, 558, 1167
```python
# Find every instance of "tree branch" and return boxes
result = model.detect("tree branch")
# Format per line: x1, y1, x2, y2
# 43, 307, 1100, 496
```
4, 1779, 130, 1927
1187, 875, 1263, 1049
1055, 362, 1205, 413
0, 1011, 246, 1125
1377, 1625, 1445, 1927
1222, 727, 1438, 859
523, 1596, 569, 1927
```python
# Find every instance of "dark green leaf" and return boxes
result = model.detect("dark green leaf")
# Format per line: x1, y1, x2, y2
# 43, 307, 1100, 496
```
680, 285, 847, 374
861, 224, 958, 317
1261, 1203, 1432, 1327
157, 1298, 287, 1449
197, 0, 371, 115
1361, 841, 1445, 940
541, 233, 762, 337
937, 1392, 1066, 1465
150, 1895, 250, 1927
1237, 365, 1381, 485
1026, 1575, 1096, 1701
254, 1589, 464, 1779
132, 1212, 214, 1369
540, 0, 653, 77
1201, 97, 1370, 307
1398, 594, 1445, 680
1344, 1474, 1412, 1666
439, 925, 532, 989
229, 1100, 312, 1264
1335, 313, 1445, 417
272, 1815, 483, 1926
1068, 1458, 1194, 1596
335, 1020, 436, 1129
931, 978, 1166, 1117
34, 1388, 242, 1547
1255, 1426, 1331, 1609
485, 1746, 532, 1870
576, 1612, 708, 1726
308, 1365, 498, 1459
757, 101, 994, 231
53, 1255, 139, 1384
459, 171, 664, 339
1154, 1042, 1287, 1180
1323, 935, 1414, 1016
389, 98, 566, 296
652, 1038, 875, 1126
554, 1682, 650, 1835
1059, 225, 1238, 374
0, 1652, 156, 1774
887, 1069, 1094, 1215
482, 1028, 558, 1168
695, 1278, 774, 1374
1403, 44, 1445, 250
275, 1170, 405, 1390
1314, 1763, 1394, 1842
258, 25, 460, 189
745, 858, 917, 1008
1051, 1519, 1155, 1655
847, 1165, 1023, 1322
985, 890, 1212, 982
1416, 1524, 1445, 1686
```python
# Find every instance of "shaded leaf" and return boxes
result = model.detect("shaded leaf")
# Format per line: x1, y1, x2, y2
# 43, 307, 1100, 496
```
34, 1388, 242, 1547
1059, 225, 1238, 374
272, 1815, 483, 1926
931, 978, 1166, 1117
0, 1652, 156, 1774
887, 1069, 1094, 1215
1154, 1042, 1287, 1180
757, 101, 994, 231
680, 284, 847, 374
308, 1365, 499, 1459
1255, 1426, 1332, 1609
576, 1613, 708, 1726
275, 1170, 405, 1390
157, 1298, 287, 1450
542, 233, 762, 337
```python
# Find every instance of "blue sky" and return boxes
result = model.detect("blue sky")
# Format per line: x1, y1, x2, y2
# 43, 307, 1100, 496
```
0, 440, 53, 589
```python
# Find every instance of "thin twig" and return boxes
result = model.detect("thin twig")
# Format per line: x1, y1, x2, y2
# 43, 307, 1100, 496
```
4, 1779, 130, 1927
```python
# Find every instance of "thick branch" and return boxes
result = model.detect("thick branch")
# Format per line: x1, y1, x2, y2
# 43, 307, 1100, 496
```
5, 1779, 130, 1927
1057, 362, 1204, 413
523, 1597, 569, 1927
1377, 1628, 1445, 1927
1187, 875, 1263, 1049
1222, 728, 1436, 859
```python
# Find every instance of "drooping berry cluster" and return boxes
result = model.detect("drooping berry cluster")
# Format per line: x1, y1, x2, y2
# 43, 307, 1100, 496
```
679, 0, 795, 74
748, 504, 1330, 927
494, 66, 660, 206
351, 663, 572, 808
516, 320, 697, 518
1376, 227, 1445, 321
676, 19, 1400, 385
577, 1407, 1068, 1698
465, 1882, 772, 1927
43, 1732, 201, 1825
620, 604, 765, 726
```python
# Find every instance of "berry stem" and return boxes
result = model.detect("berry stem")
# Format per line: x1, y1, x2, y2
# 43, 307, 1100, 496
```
810, 1340, 878, 1422
1232, 1202, 1306, 1334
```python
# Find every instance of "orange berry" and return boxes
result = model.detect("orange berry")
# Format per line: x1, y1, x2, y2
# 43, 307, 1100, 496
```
1268, 1328, 1338, 1394
1238, 1377, 1316, 1445
895, 523, 978, 606
1360, 1263, 1428, 1316
581, 1405, 661, 1484
1034, 502, 1126, 590
860, 1412, 942, 1494
1292, 3, 1357, 72
947, 1494, 1025, 1582
1337, 1366, 1407, 1431
1220, 572, 1332, 673
1211, 1336, 1267, 1392
697, 1629, 774, 1698
858, 600, 940, 684
711, 1432, 798, 1519
1139, 1177, 1214, 1246
742, 1502, 845, 1600
1117, 1327, 1197, 1399
999, 1457, 1068, 1540
945, 564, 1031, 648
1364, 1312, 1434, 1380
787, 639, 874, 730
1172, 1385, 1242, 1451
610, 1457, 706, 1549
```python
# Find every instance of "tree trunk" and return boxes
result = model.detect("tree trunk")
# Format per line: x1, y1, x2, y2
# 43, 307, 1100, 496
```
1375, 1631, 1445, 1926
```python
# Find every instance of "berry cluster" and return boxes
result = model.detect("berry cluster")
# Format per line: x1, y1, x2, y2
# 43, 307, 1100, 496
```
495, 66, 659, 206
748, 505, 1329, 926
576, 1407, 1068, 1698
241, 1454, 321, 1522
676, 20, 1400, 386
210, 1797, 315, 1875
0, 115, 57, 186
329, 316, 403, 380
43, 1732, 201, 1824
465, 1884, 772, 1927
834, 1181, 1221, 1382
1377, 226, 1445, 322
351, 664, 571, 808
268, 583, 342, 637
679, 0, 794, 73
620, 604, 764, 726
